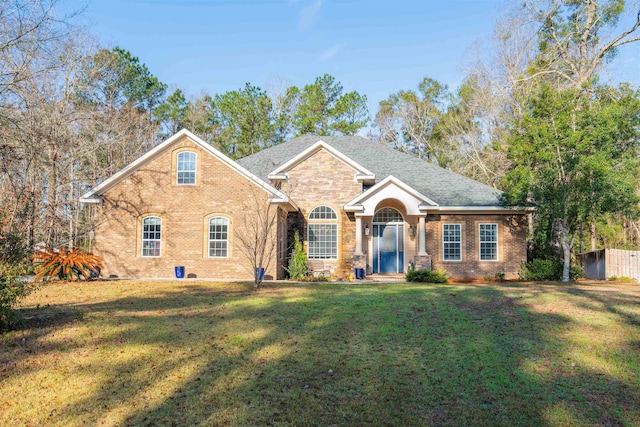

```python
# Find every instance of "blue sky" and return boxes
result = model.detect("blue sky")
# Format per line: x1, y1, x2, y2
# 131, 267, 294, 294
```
70, 0, 639, 116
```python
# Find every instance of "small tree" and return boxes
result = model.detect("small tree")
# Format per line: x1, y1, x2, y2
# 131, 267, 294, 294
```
284, 231, 307, 280
235, 186, 278, 289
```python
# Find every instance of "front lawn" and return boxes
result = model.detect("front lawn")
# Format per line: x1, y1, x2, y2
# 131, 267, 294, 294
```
1, 280, 639, 426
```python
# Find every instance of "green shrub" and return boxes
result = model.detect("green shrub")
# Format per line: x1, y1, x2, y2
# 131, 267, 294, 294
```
519, 259, 582, 281
284, 231, 308, 280
406, 269, 448, 283
33, 247, 103, 281
519, 259, 558, 280
0, 262, 35, 330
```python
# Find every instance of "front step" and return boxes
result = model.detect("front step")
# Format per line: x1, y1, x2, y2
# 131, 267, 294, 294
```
366, 273, 406, 283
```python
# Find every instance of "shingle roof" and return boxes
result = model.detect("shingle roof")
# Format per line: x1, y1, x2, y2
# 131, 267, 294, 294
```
237, 135, 502, 207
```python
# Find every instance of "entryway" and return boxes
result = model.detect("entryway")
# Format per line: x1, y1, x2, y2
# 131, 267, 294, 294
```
372, 208, 405, 273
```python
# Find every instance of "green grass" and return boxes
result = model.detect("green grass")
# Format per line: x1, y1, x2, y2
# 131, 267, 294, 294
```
1, 280, 639, 426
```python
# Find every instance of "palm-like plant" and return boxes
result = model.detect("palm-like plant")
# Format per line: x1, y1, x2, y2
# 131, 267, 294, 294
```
33, 247, 104, 281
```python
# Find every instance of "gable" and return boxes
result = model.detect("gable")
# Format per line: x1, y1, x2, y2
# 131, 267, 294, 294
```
267, 140, 375, 184
80, 129, 290, 205
345, 176, 437, 216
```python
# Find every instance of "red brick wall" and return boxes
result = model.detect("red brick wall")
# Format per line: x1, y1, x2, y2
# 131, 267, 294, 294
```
426, 213, 528, 280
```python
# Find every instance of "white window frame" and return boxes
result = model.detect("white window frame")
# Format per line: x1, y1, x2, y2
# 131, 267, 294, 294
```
442, 223, 462, 261
208, 216, 229, 258
479, 223, 499, 261
177, 151, 196, 185
307, 206, 338, 260
142, 216, 161, 257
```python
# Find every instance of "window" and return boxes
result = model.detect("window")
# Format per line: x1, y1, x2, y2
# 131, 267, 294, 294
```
209, 217, 228, 258
308, 206, 338, 260
308, 205, 338, 220
177, 151, 196, 184
479, 223, 498, 261
443, 224, 461, 261
142, 216, 161, 257
373, 208, 403, 223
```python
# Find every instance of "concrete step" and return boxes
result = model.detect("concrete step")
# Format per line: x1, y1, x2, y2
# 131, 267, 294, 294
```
366, 273, 406, 282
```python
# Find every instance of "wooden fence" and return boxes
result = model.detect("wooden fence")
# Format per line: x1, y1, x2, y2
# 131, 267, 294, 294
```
577, 249, 640, 282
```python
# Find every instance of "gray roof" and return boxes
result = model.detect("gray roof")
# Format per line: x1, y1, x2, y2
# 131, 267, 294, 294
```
238, 135, 502, 207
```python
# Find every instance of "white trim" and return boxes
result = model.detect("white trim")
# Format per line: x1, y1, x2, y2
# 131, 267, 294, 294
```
431, 206, 533, 214
267, 140, 375, 182
478, 223, 499, 262
80, 129, 290, 205
346, 176, 438, 209
442, 223, 462, 262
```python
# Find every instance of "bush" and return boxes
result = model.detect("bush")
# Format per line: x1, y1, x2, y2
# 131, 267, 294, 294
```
406, 269, 449, 283
0, 262, 35, 329
33, 247, 103, 281
284, 231, 308, 280
519, 259, 558, 281
519, 258, 582, 281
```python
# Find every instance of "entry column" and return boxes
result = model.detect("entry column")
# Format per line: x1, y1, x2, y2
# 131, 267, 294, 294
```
355, 216, 363, 255
418, 215, 427, 256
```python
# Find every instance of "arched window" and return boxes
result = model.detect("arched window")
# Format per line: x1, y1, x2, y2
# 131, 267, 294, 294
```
177, 151, 196, 184
309, 205, 338, 220
308, 206, 338, 260
373, 208, 403, 223
142, 216, 161, 257
209, 216, 228, 258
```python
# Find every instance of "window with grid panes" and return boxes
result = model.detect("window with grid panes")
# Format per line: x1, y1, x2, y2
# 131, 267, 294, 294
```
142, 216, 161, 257
443, 223, 461, 261
209, 217, 228, 258
177, 151, 196, 184
479, 223, 498, 261
308, 206, 338, 259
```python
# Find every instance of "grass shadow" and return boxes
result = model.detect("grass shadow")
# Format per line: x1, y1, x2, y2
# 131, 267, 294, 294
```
1, 281, 639, 426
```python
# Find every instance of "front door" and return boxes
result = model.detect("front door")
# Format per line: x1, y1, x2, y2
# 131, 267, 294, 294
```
372, 223, 404, 273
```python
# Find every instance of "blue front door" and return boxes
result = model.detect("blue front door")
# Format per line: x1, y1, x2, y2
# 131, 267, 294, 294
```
373, 224, 404, 273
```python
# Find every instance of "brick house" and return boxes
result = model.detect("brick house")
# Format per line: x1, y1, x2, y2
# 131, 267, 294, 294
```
80, 129, 528, 280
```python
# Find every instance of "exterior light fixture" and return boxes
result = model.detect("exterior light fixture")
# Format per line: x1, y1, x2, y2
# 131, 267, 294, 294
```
364, 224, 370, 236
408, 224, 416, 237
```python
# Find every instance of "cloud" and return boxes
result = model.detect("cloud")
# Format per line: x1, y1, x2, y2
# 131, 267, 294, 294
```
317, 44, 343, 63
298, 0, 322, 31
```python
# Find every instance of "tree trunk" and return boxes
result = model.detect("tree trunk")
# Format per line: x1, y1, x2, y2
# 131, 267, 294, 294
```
590, 220, 596, 251
562, 239, 572, 283
558, 219, 573, 283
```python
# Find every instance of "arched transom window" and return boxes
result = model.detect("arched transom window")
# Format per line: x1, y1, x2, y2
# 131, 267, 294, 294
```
308, 206, 338, 260
309, 205, 338, 220
373, 208, 403, 223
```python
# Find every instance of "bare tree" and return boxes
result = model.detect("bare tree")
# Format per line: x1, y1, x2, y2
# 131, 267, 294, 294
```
234, 185, 279, 289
